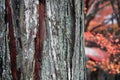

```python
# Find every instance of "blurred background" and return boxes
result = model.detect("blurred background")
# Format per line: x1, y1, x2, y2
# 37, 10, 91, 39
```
84, 0, 120, 80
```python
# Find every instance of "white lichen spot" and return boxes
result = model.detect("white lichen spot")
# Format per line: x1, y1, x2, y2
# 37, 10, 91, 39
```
32, 4, 38, 26
52, 49, 57, 62
24, 0, 29, 8
24, 10, 31, 40
47, 3, 52, 19
32, 28, 37, 38
64, 61, 66, 66
68, 67, 71, 80
52, 73, 56, 80
35, 0, 39, 5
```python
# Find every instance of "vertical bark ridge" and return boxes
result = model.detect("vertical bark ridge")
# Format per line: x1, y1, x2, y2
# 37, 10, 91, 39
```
6, 0, 17, 80
20, 0, 39, 79
10, 1, 22, 79
34, 1, 45, 80
72, 0, 86, 80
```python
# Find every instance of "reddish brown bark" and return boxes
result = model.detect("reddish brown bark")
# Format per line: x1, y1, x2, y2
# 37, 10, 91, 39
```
6, 0, 17, 80
34, 1, 46, 80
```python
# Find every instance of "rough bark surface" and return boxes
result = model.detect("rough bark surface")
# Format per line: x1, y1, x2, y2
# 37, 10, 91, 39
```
34, 1, 45, 80
41, 0, 86, 80
19, 0, 39, 80
0, 0, 12, 80
0, 0, 86, 80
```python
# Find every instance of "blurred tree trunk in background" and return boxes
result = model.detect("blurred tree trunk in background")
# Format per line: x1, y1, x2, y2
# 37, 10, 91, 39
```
0, 0, 86, 80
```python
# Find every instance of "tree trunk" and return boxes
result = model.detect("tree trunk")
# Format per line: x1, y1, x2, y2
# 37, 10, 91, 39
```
0, 0, 12, 80
41, 0, 86, 80
0, 0, 86, 80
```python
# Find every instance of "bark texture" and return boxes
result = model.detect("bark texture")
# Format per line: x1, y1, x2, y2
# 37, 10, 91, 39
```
41, 0, 86, 80
0, 0, 86, 80
0, 0, 12, 80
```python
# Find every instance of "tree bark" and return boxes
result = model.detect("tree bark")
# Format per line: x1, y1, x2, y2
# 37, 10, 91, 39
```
41, 0, 86, 80
0, 0, 12, 80
0, 0, 86, 80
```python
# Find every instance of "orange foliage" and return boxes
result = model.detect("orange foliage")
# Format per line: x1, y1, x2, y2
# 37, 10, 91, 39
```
85, 32, 120, 74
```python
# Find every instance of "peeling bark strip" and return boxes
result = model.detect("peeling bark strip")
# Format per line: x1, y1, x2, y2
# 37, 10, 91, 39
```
34, 1, 45, 80
6, 0, 17, 80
